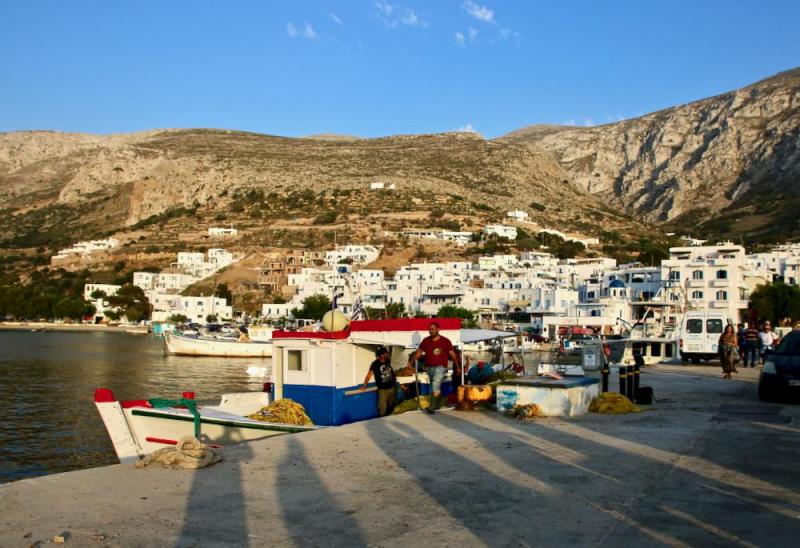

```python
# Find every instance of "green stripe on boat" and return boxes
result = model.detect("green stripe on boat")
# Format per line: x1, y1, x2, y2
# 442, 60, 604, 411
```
131, 409, 312, 433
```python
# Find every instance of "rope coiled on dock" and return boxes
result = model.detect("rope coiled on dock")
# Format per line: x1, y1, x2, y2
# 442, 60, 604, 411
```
135, 436, 222, 470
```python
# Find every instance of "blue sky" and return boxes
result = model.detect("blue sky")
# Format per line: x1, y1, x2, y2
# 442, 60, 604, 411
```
1, 1, 798, 138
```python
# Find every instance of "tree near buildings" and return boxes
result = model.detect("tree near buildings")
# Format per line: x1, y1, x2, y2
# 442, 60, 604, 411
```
436, 305, 479, 328
385, 302, 406, 319
54, 297, 94, 321
106, 284, 151, 323
749, 282, 800, 326
291, 294, 332, 321
168, 314, 189, 324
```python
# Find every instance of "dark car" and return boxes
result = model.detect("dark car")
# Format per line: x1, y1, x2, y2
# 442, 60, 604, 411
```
758, 329, 800, 401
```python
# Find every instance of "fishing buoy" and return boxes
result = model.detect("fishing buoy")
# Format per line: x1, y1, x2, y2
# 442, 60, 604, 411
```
321, 310, 349, 332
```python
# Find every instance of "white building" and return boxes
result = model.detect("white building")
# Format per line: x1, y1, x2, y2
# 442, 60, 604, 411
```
261, 303, 294, 320
208, 226, 238, 238
174, 248, 235, 278
369, 181, 396, 190
539, 228, 599, 247
133, 272, 198, 293
507, 210, 529, 221
661, 243, 751, 322
482, 224, 518, 240
402, 229, 473, 246
324, 245, 381, 266
52, 238, 120, 262
83, 283, 122, 323
151, 295, 233, 323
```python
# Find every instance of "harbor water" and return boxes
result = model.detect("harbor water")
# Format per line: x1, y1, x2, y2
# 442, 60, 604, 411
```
0, 330, 271, 484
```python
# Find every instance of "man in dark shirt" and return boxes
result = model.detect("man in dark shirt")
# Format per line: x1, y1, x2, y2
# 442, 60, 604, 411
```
361, 346, 397, 416
408, 322, 458, 414
744, 323, 760, 367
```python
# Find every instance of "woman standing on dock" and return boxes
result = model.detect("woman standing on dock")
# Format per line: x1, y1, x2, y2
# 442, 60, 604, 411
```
718, 324, 739, 379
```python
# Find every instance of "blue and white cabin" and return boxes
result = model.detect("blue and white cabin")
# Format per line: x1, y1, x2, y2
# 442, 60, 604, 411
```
271, 318, 462, 426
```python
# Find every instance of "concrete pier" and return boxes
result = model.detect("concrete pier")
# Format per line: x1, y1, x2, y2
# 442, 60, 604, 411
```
1, 365, 798, 547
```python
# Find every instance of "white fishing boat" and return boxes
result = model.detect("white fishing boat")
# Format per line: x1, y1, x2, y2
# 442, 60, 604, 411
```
164, 331, 272, 357
94, 388, 316, 463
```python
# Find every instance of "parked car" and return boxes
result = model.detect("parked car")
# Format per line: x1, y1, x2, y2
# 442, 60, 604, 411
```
759, 329, 800, 401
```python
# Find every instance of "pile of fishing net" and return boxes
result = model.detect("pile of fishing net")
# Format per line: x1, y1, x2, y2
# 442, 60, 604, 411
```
589, 392, 641, 414
393, 396, 432, 414
486, 370, 518, 383
505, 403, 546, 420
248, 399, 313, 425
135, 436, 222, 470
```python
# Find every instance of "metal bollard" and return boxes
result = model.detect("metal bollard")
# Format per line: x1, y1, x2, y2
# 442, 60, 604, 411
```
633, 361, 641, 402
601, 361, 610, 393
619, 364, 627, 397
626, 364, 634, 401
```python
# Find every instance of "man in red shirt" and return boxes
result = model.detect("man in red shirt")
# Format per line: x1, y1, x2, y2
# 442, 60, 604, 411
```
408, 322, 458, 414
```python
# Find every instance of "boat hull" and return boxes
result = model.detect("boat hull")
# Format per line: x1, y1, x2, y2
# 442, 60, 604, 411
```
165, 332, 272, 357
95, 389, 314, 462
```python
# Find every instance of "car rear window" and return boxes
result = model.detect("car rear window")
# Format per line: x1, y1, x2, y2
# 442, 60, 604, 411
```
706, 319, 723, 334
686, 319, 703, 334
776, 331, 800, 355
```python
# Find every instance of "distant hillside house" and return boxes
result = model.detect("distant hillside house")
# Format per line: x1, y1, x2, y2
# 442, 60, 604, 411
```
402, 228, 473, 246
507, 210, 529, 221
261, 303, 294, 320
369, 181, 396, 190
325, 245, 381, 266
51, 238, 120, 263
208, 226, 238, 238
483, 224, 518, 240
539, 228, 599, 247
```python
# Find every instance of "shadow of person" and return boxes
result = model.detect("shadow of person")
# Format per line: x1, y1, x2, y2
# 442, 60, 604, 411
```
274, 436, 368, 546
175, 433, 253, 547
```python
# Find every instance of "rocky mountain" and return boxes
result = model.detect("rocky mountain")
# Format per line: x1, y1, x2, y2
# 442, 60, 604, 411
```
502, 68, 800, 242
2, 68, 797, 256
0, 129, 640, 252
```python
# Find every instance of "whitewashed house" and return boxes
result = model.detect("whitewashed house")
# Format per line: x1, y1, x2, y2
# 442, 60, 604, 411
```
83, 283, 122, 323
482, 224, 518, 240
208, 226, 238, 238
324, 245, 381, 266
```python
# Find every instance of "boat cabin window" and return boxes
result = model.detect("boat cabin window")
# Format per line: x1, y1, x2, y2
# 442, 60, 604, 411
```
686, 319, 703, 334
706, 319, 723, 334
287, 349, 306, 371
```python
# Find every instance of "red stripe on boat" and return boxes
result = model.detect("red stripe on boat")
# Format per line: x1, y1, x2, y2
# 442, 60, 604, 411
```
94, 388, 116, 403
351, 318, 462, 332
121, 399, 152, 408
146, 437, 220, 448
272, 330, 350, 339
272, 318, 462, 339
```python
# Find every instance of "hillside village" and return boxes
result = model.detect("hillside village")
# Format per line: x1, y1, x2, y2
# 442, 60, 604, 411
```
76, 214, 800, 337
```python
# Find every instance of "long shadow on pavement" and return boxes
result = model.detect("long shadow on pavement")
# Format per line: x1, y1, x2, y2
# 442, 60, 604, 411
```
275, 436, 368, 547
472, 409, 800, 547
365, 415, 612, 545
176, 439, 253, 547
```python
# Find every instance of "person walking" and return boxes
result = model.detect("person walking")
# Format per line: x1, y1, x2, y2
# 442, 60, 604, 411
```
718, 324, 739, 379
759, 321, 780, 365
361, 346, 397, 417
736, 323, 747, 364
408, 321, 458, 414
744, 322, 760, 367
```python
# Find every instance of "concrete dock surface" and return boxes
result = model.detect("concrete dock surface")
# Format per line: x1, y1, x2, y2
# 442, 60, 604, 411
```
2, 365, 799, 547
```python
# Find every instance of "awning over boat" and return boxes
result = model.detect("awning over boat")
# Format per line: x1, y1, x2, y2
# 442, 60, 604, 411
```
460, 329, 517, 344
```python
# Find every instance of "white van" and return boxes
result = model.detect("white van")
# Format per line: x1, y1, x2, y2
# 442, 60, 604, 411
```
680, 311, 731, 363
